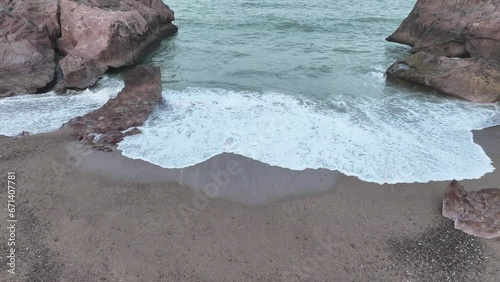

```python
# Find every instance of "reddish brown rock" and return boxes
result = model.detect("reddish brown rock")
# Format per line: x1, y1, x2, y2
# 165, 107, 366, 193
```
0, 0, 60, 42
443, 180, 500, 239
0, 13, 55, 97
386, 52, 500, 103
387, 0, 500, 60
386, 0, 500, 103
91, 127, 142, 144
64, 65, 162, 147
57, 0, 177, 91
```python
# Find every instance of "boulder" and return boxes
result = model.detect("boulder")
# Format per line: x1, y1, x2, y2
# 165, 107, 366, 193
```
386, 0, 500, 103
443, 180, 500, 239
0, 13, 55, 97
57, 0, 177, 91
64, 65, 162, 147
387, 0, 500, 60
386, 52, 500, 103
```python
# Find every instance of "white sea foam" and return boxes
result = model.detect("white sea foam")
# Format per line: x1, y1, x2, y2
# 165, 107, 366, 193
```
118, 88, 500, 184
0, 77, 123, 136
368, 66, 386, 83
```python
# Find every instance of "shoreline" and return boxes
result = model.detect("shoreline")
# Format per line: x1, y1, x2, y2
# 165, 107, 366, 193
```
0, 126, 499, 281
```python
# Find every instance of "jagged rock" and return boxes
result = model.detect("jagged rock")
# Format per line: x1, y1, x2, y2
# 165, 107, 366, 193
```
386, 0, 500, 60
57, 0, 177, 91
0, 13, 55, 97
64, 65, 162, 146
0, 0, 60, 42
386, 52, 500, 103
443, 180, 500, 239
386, 0, 500, 103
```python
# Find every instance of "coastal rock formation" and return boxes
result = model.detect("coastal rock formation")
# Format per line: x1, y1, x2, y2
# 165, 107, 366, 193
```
0, 0, 176, 96
386, 0, 500, 103
64, 65, 162, 148
0, 13, 55, 97
0, 0, 60, 43
386, 52, 500, 103
443, 180, 500, 239
57, 0, 177, 91
386, 0, 500, 60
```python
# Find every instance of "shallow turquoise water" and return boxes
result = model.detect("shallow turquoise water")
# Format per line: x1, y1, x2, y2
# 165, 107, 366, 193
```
148, 0, 416, 97
117, 0, 499, 183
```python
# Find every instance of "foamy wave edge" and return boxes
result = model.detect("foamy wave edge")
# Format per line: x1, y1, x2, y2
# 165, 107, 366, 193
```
118, 87, 500, 184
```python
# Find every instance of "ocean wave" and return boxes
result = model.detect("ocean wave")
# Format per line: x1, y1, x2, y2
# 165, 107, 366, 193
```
118, 87, 500, 184
0, 77, 123, 136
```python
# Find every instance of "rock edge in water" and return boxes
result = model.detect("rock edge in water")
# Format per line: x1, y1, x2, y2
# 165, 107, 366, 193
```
386, 0, 500, 103
64, 65, 162, 150
386, 52, 500, 103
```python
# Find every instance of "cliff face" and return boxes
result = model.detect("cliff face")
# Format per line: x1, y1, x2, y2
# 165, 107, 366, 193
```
0, 0, 177, 97
387, 0, 500, 60
386, 0, 500, 103
1, 0, 60, 42
56, 0, 177, 92
0, 13, 55, 97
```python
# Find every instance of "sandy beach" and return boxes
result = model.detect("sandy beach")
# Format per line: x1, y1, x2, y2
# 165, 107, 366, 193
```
0, 127, 498, 282
2, 0, 500, 281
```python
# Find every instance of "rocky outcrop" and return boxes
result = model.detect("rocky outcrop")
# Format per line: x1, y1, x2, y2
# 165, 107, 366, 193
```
64, 65, 162, 148
443, 180, 500, 239
0, 0, 60, 43
386, 52, 500, 103
387, 0, 500, 60
386, 0, 500, 103
56, 0, 177, 91
0, 13, 55, 97
0, 0, 176, 97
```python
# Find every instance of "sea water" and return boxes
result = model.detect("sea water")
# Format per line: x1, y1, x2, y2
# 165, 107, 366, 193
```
1, 0, 499, 184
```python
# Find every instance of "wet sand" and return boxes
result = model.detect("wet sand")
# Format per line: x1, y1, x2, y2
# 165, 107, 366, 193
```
0, 127, 499, 281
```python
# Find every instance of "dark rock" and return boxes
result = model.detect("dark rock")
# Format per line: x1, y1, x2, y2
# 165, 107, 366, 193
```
14, 131, 31, 138
64, 65, 162, 146
124, 127, 142, 136
95, 127, 142, 144
443, 180, 500, 239
99, 131, 126, 144
0, 13, 55, 97
92, 144, 113, 152
386, 0, 500, 60
386, 52, 500, 103
57, 0, 177, 91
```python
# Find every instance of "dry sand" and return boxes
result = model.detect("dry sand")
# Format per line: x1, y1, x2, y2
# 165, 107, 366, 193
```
0, 127, 499, 282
